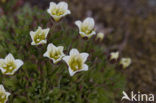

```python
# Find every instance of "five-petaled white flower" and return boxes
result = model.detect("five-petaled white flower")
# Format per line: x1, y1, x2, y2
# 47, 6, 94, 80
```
0, 53, 24, 75
43, 43, 65, 64
47, 1, 71, 22
110, 51, 119, 61
30, 26, 50, 45
96, 32, 105, 41
0, 84, 10, 103
75, 17, 96, 38
120, 58, 131, 68
63, 49, 89, 76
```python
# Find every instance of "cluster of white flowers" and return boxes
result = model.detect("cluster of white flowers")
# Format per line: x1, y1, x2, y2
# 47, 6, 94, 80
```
29, 1, 94, 77
0, 1, 131, 102
43, 44, 89, 76
109, 51, 131, 68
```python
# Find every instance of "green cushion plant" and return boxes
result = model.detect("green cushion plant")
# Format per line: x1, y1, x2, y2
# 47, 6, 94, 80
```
0, 3, 126, 103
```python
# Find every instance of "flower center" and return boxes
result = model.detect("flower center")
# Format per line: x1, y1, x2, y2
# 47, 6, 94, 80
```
81, 25, 93, 35
0, 91, 7, 103
51, 8, 65, 16
123, 59, 129, 65
49, 49, 62, 60
2, 61, 16, 74
34, 30, 46, 44
69, 55, 83, 71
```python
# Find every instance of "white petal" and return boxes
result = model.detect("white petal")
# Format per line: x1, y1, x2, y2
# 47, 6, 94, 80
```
0, 59, 6, 73
38, 26, 42, 30
4, 93, 10, 103
48, 2, 56, 15
87, 31, 96, 38
5, 53, 15, 62
0, 67, 6, 73
68, 67, 76, 76
83, 17, 95, 30
74, 64, 88, 73
79, 31, 87, 37
30, 31, 35, 40
5, 72, 14, 75
66, 10, 71, 15
61, 10, 71, 17
50, 2, 56, 7
69, 48, 79, 56
52, 15, 62, 22
47, 8, 51, 15
80, 53, 89, 62
47, 43, 55, 50
43, 28, 50, 38
68, 64, 88, 76
31, 41, 36, 45
79, 30, 96, 38
0, 84, 5, 91
90, 31, 96, 35
84, 17, 95, 26
38, 40, 47, 45
52, 58, 62, 64
0, 59, 5, 66
57, 1, 68, 10
58, 46, 64, 52
63, 56, 70, 64
43, 51, 49, 57
81, 64, 88, 71
15, 59, 24, 69
6, 92, 11, 97
70, 64, 88, 74
75, 20, 82, 30
6, 67, 18, 75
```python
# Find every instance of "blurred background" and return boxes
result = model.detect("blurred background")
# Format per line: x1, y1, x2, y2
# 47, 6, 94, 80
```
0, 0, 156, 102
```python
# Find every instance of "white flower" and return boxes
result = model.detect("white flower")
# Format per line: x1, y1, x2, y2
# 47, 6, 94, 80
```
47, 1, 71, 22
63, 49, 89, 76
0, 84, 10, 103
0, 53, 24, 75
120, 58, 132, 68
30, 26, 50, 45
75, 17, 96, 38
110, 51, 119, 61
43, 43, 65, 64
96, 32, 105, 41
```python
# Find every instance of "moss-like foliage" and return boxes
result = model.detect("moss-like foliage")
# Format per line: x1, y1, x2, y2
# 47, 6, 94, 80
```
0, 4, 126, 103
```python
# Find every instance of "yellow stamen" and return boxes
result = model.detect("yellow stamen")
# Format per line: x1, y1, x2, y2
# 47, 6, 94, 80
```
0, 91, 7, 103
69, 55, 83, 71
34, 30, 46, 44
3, 61, 16, 74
